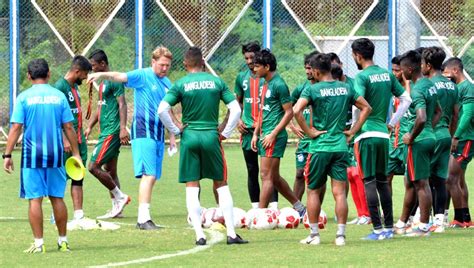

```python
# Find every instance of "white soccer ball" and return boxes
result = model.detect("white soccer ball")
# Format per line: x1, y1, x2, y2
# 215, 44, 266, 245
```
277, 207, 300, 229
202, 207, 225, 228
245, 208, 259, 229
251, 208, 278, 230
187, 207, 207, 227
303, 209, 327, 229
233, 207, 247, 228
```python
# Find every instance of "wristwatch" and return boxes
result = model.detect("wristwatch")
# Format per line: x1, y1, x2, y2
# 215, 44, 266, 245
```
2, 153, 12, 159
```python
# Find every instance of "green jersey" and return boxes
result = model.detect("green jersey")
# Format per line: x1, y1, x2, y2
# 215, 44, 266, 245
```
431, 74, 458, 139
455, 80, 474, 141
97, 80, 125, 136
234, 69, 264, 128
302, 80, 359, 153
407, 78, 438, 142
258, 73, 292, 138
291, 80, 313, 144
354, 65, 405, 139
54, 78, 82, 130
164, 72, 235, 130
345, 76, 355, 128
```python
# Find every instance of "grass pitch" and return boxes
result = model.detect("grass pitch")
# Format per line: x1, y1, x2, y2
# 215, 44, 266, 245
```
0, 145, 473, 267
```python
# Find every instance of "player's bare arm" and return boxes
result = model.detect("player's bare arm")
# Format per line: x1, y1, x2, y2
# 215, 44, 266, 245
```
250, 118, 260, 152
84, 111, 99, 140
293, 98, 326, 139
289, 120, 305, 139
117, 95, 130, 144
449, 103, 459, 137
403, 108, 426, 145
63, 121, 81, 160
235, 95, 247, 134
87, 72, 128, 84
261, 102, 293, 149
62, 132, 71, 153
344, 96, 372, 143
3, 123, 22, 173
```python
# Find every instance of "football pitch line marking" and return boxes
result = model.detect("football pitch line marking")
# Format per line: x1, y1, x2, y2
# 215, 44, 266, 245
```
89, 229, 225, 267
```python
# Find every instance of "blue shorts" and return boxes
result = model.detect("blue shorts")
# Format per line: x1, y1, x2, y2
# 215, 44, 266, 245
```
20, 167, 67, 199
131, 138, 164, 179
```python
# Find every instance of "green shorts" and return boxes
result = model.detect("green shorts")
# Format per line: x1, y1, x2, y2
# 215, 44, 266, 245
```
295, 140, 310, 169
64, 134, 88, 180
405, 138, 436, 181
452, 140, 474, 170
430, 137, 451, 179
240, 129, 255, 151
179, 129, 227, 183
388, 145, 405, 176
90, 133, 121, 165
354, 137, 389, 179
304, 151, 349, 190
257, 135, 287, 158
347, 144, 357, 167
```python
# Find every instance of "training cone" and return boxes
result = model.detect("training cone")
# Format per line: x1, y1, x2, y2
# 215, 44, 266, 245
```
65, 157, 85, 181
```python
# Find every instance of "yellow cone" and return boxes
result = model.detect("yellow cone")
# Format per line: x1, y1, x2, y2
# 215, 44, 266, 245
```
65, 157, 85, 181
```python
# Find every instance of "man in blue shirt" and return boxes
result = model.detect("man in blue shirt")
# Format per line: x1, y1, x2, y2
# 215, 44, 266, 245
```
3, 59, 80, 253
88, 46, 176, 230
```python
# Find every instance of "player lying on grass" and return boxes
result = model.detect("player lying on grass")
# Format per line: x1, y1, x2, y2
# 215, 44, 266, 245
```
158, 46, 248, 245
3, 59, 80, 253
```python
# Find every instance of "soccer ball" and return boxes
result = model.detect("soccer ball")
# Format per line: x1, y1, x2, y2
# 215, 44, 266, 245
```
277, 207, 300, 229
250, 208, 278, 230
202, 207, 225, 228
187, 207, 207, 227
245, 208, 259, 229
303, 209, 327, 229
233, 207, 247, 228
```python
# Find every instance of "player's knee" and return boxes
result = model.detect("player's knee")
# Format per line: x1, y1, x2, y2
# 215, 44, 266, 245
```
71, 178, 84, 187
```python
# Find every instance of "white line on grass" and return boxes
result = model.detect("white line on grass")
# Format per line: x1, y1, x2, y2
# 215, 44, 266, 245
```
89, 229, 225, 267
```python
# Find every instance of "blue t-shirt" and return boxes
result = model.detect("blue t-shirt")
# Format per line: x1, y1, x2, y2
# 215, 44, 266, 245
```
125, 67, 171, 141
11, 84, 74, 168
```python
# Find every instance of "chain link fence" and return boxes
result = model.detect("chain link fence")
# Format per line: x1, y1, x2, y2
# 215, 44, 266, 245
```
397, 0, 472, 79
4, 0, 473, 142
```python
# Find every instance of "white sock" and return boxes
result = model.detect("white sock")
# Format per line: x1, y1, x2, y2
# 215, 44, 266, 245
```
217, 186, 236, 238
419, 222, 430, 232
186, 187, 206, 240
337, 224, 346, 236
58, 236, 68, 244
309, 223, 319, 235
434, 214, 444, 226
251, 202, 259, 209
269, 202, 278, 210
395, 219, 406, 228
111, 186, 124, 199
137, 203, 151, 224
34, 238, 44, 248
74, 209, 84, 220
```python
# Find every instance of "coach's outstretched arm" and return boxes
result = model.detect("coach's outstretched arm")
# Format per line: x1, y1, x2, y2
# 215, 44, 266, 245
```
87, 72, 128, 84
158, 100, 184, 135
220, 100, 241, 139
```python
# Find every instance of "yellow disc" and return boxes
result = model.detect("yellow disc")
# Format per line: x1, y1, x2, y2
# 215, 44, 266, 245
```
65, 157, 85, 181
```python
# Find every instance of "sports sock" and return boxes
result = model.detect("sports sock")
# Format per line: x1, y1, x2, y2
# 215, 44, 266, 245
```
251, 202, 259, 209
186, 187, 205, 240
293, 201, 305, 213
395, 219, 406, 229
74, 209, 84, 220
419, 222, 430, 232
269, 202, 278, 210
217, 186, 237, 238
364, 176, 382, 229
58, 236, 68, 244
462, 208, 471, 222
34, 238, 44, 248
111, 186, 124, 199
454, 208, 463, 222
309, 223, 319, 235
434, 214, 444, 226
137, 203, 151, 224
336, 224, 346, 236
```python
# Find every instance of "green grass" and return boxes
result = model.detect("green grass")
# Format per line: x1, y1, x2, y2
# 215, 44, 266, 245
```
0, 145, 473, 267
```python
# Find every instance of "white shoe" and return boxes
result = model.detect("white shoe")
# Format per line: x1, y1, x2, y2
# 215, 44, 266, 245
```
335, 235, 345, 246
110, 195, 131, 218
347, 217, 359, 225
67, 217, 100, 230
357, 216, 371, 225
300, 234, 320, 245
